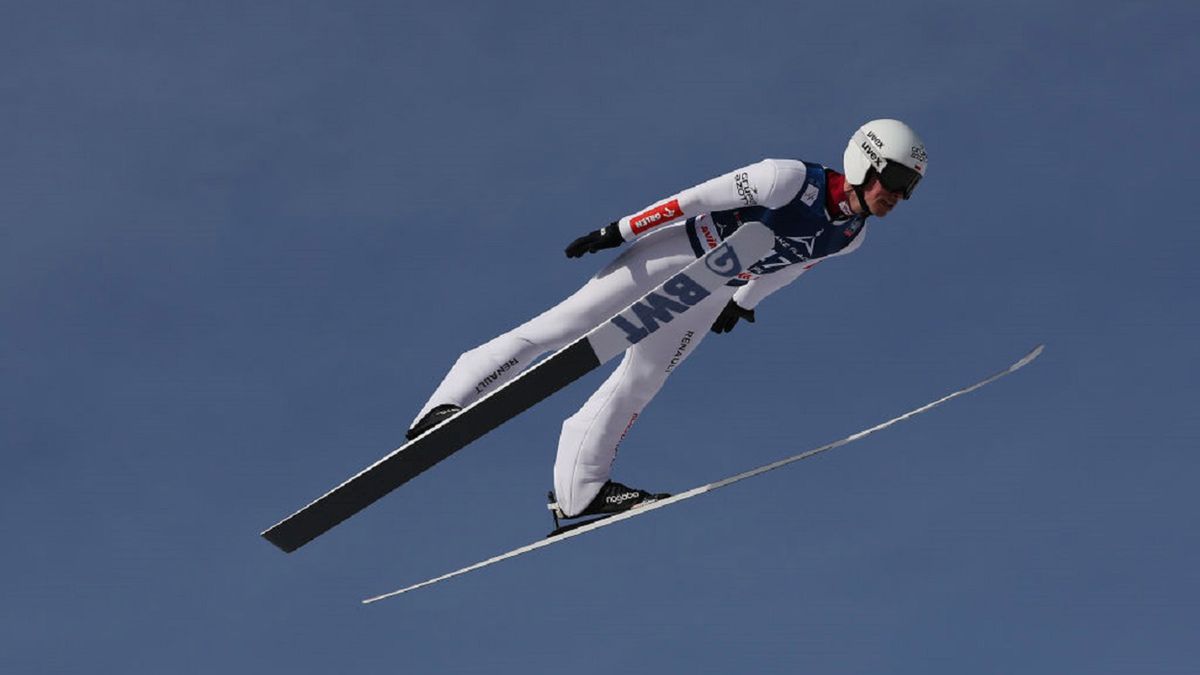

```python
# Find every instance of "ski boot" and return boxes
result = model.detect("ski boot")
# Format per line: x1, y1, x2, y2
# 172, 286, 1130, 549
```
546, 480, 670, 537
405, 404, 462, 441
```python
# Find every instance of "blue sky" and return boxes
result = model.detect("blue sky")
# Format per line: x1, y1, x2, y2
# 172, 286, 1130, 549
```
3, 1, 1197, 673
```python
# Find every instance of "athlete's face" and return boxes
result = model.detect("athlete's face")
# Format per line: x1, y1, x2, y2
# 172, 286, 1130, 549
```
863, 176, 904, 217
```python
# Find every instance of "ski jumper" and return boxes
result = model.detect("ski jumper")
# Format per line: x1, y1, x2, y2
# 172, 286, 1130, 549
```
413, 159, 870, 516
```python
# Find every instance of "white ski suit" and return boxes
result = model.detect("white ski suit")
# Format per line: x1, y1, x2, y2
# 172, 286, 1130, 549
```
414, 158, 869, 516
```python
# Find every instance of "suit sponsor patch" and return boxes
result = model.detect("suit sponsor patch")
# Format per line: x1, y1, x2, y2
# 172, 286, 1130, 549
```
801, 183, 820, 206
630, 199, 682, 234
609, 240, 744, 345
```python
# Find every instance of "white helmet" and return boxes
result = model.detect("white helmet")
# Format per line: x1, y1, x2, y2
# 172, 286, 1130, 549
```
843, 118, 927, 199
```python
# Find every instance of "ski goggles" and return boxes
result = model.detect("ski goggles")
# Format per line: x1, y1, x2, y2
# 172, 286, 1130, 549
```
876, 161, 922, 199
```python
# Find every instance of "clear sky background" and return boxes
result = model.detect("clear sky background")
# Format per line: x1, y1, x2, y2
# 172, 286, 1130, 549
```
3, 1, 1197, 673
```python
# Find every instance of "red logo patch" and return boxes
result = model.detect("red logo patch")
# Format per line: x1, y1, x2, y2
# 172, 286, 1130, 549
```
630, 199, 682, 234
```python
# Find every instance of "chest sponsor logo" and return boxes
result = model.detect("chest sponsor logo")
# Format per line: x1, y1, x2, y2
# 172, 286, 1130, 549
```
610, 241, 743, 344
801, 183, 820, 206
784, 232, 820, 257
630, 199, 682, 234
750, 230, 823, 274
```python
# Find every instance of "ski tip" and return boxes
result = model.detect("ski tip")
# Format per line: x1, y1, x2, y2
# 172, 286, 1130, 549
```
363, 588, 408, 604
1010, 344, 1045, 372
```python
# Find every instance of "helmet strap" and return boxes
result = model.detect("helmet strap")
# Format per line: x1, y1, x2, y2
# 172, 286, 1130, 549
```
852, 179, 871, 217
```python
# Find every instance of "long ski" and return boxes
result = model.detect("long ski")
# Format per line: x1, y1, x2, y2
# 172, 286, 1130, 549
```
362, 344, 1044, 603
261, 223, 776, 553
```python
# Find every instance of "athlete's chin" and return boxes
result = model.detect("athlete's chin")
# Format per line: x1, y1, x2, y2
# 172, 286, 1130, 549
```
871, 204, 895, 217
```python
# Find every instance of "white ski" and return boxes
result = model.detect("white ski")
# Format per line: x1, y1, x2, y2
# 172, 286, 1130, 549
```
363, 344, 1045, 603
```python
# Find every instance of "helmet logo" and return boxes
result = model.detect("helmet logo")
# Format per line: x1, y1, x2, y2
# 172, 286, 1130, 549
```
866, 130, 885, 148
860, 140, 886, 169
910, 145, 927, 162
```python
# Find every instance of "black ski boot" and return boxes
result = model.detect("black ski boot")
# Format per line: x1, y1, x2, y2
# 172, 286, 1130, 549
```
547, 480, 670, 536
405, 404, 462, 441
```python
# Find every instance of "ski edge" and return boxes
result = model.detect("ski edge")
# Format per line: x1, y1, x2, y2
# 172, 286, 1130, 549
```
362, 343, 1046, 603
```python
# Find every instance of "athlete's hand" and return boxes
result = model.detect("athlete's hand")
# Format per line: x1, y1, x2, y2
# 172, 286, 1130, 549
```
565, 223, 623, 258
711, 300, 755, 334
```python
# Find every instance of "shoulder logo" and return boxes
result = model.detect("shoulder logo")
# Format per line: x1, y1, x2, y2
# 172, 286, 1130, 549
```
735, 172, 758, 206
800, 183, 820, 206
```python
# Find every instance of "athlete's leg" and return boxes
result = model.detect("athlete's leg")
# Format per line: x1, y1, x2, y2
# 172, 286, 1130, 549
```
412, 224, 696, 425
552, 285, 733, 516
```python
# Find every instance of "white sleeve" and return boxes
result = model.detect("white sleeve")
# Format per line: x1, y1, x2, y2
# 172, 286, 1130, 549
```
731, 262, 815, 310
615, 159, 809, 240
732, 225, 870, 309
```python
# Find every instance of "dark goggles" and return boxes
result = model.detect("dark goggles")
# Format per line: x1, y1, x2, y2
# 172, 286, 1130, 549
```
876, 161, 922, 199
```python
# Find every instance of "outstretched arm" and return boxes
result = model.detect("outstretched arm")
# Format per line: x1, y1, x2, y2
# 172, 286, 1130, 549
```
564, 159, 808, 258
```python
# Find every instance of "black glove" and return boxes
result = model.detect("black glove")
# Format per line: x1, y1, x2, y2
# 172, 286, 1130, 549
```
711, 300, 755, 334
565, 223, 624, 258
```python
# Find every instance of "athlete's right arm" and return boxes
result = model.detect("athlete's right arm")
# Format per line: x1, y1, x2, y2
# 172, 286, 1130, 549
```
613, 159, 807, 240
563, 159, 806, 259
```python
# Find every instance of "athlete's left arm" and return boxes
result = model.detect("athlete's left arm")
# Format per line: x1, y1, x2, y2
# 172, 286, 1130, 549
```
730, 227, 869, 310
731, 262, 816, 311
